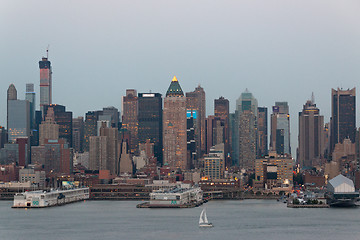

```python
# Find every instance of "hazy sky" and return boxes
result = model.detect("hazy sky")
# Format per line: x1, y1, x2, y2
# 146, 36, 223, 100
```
1, 0, 360, 155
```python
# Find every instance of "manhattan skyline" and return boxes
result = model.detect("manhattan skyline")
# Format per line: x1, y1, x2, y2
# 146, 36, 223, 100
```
1, 1, 360, 154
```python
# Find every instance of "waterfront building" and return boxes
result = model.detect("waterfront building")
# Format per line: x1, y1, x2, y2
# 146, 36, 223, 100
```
43, 104, 73, 147
39, 107, 59, 145
298, 97, 325, 168
19, 168, 46, 188
72, 117, 84, 153
270, 102, 291, 155
138, 93, 162, 164
163, 76, 187, 170
122, 89, 139, 154
254, 151, 293, 189
236, 90, 258, 169
25, 83, 36, 130
257, 107, 268, 158
186, 85, 206, 160
330, 88, 356, 152
39, 57, 52, 115
203, 143, 225, 180
214, 97, 231, 166
7, 98, 30, 143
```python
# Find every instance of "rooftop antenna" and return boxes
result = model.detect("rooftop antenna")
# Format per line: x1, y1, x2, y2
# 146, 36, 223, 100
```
311, 92, 315, 104
46, 45, 50, 59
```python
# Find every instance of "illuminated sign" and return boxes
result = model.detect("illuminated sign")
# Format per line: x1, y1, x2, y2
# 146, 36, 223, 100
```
186, 110, 197, 119
142, 94, 155, 97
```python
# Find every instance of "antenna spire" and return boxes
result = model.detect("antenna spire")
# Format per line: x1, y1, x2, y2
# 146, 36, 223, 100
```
311, 92, 315, 104
46, 45, 50, 59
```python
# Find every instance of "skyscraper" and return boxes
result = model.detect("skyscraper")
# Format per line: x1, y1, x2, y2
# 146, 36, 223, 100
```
39, 57, 52, 115
163, 76, 187, 169
214, 97, 230, 166
7, 85, 30, 143
43, 104, 73, 147
298, 97, 324, 168
7, 84, 17, 131
186, 85, 206, 159
39, 107, 59, 145
25, 83, 36, 130
236, 90, 258, 169
257, 107, 268, 158
72, 117, 84, 153
122, 89, 138, 154
83, 111, 100, 152
330, 88, 356, 152
138, 93, 162, 164
270, 102, 291, 155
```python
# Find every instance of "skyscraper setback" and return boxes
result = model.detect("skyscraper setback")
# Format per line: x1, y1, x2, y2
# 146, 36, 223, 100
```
39, 57, 52, 115
330, 88, 356, 153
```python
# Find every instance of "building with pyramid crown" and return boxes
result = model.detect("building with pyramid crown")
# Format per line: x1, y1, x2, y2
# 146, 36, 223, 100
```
163, 76, 188, 170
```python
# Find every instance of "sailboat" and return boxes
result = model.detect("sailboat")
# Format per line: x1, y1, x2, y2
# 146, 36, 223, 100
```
199, 208, 213, 228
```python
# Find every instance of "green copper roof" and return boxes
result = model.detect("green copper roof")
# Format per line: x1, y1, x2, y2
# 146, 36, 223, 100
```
166, 76, 184, 97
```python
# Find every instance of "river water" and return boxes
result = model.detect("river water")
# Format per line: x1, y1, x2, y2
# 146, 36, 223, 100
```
0, 199, 359, 240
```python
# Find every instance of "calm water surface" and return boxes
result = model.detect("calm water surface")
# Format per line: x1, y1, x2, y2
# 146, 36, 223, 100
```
0, 199, 359, 240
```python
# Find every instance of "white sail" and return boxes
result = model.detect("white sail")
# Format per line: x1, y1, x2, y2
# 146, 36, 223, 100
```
203, 210, 209, 223
199, 209, 205, 224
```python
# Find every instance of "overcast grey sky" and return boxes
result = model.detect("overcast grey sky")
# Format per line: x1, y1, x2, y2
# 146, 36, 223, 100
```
1, 0, 360, 155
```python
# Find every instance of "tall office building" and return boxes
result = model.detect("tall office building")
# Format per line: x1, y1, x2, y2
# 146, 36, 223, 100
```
7, 94, 30, 143
138, 93, 162, 164
122, 89, 138, 154
39, 57, 52, 115
72, 117, 84, 153
39, 107, 59, 145
7, 84, 17, 130
236, 90, 258, 169
229, 113, 239, 166
43, 104, 73, 147
270, 102, 291, 155
257, 107, 268, 158
25, 83, 36, 129
102, 106, 120, 129
214, 97, 230, 166
330, 88, 356, 152
99, 123, 119, 175
186, 85, 206, 159
163, 76, 187, 170
83, 111, 100, 152
298, 97, 324, 168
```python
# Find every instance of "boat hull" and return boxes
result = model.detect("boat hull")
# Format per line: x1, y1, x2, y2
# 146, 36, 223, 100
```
199, 223, 213, 228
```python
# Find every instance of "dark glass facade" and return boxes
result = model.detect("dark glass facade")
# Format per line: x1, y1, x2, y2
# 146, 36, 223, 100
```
138, 93, 162, 164
331, 88, 356, 152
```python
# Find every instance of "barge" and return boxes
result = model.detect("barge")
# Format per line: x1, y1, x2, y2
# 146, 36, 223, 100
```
12, 187, 90, 208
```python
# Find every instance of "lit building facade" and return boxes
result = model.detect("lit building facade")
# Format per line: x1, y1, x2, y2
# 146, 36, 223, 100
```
163, 76, 187, 170
122, 89, 138, 154
298, 98, 324, 168
236, 90, 258, 169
